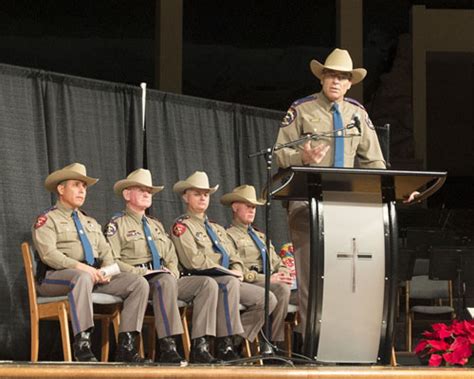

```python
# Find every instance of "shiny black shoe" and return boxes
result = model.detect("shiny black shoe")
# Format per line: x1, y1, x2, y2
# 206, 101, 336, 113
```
73, 328, 98, 362
215, 336, 240, 361
157, 336, 185, 364
259, 339, 274, 356
115, 331, 151, 363
189, 336, 219, 364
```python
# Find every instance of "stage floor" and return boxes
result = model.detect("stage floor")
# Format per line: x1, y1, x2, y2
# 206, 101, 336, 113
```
1, 361, 473, 379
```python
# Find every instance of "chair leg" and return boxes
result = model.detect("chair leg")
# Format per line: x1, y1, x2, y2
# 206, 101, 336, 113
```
58, 303, 72, 361
407, 313, 413, 352
112, 312, 120, 342
181, 308, 191, 361
100, 318, 110, 362
391, 346, 397, 367
30, 315, 39, 362
146, 321, 156, 361
285, 321, 292, 357
242, 338, 252, 358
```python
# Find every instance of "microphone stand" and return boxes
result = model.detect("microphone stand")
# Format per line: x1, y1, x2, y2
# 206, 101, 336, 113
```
247, 144, 277, 360
242, 124, 360, 365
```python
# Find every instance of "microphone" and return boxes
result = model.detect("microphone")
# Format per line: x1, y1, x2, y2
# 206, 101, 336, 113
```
347, 113, 361, 134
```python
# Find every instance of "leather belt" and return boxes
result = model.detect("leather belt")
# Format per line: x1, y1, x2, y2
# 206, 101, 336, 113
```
134, 262, 154, 270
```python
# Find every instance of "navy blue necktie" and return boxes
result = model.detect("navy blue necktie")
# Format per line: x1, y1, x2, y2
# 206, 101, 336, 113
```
247, 226, 267, 275
72, 211, 95, 266
204, 218, 230, 268
142, 216, 162, 269
332, 102, 345, 167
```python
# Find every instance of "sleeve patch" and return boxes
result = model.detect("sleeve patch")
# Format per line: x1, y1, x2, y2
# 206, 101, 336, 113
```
104, 221, 117, 237
173, 222, 187, 237
281, 106, 297, 127
34, 215, 48, 229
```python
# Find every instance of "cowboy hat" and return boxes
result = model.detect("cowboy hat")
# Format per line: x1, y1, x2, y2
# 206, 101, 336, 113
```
220, 185, 265, 206
173, 171, 219, 194
310, 48, 367, 85
45, 163, 98, 193
113, 168, 164, 196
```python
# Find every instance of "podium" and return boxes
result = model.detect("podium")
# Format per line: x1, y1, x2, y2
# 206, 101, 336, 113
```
270, 166, 446, 364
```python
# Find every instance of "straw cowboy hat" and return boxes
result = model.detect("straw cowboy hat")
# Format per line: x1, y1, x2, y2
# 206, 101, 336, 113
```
45, 163, 98, 193
113, 168, 164, 196
310, 48, 367, 85
220, 185, 265, 206
173, 171, 219, 194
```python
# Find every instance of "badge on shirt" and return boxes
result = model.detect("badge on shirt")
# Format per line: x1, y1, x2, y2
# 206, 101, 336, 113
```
173, 222, 187, 237
195, 232, 204, 241
104, 221, 117, 237
126, 230, 141, 238
281, 106, 297, 127
34, 215, 48, 229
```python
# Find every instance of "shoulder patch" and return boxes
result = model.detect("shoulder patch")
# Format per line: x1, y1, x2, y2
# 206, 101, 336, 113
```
173, 222, 187, 237
34, 206, 56, 229
281, 106, 297, 127
344, 97, 366, 111
34, 215, 48, 229
104, 221, 118, 237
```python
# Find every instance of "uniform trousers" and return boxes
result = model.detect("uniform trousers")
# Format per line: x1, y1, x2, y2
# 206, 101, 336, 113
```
211, 276, 277, 342
37, 270, 149, 336
253, 279, 291, 341
148, 273, 218, 339
288, 201, 311, 337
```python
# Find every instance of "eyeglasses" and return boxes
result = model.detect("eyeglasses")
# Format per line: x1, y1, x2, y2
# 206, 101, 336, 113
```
323, 70, 352, 81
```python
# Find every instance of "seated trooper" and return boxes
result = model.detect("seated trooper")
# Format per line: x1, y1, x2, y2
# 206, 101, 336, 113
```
171, 171, 276, 361
105, 169, 219, 364
32, 163, 149, 363
222, 185, 293, 349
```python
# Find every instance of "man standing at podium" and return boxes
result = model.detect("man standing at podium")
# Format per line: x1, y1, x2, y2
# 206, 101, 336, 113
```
274, 48, 386, 340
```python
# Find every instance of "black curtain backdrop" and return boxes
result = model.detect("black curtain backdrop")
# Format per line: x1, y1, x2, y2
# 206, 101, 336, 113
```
0, 63, 288, 360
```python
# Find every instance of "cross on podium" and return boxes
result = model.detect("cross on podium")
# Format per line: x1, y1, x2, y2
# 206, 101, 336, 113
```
336, 238, 373, 293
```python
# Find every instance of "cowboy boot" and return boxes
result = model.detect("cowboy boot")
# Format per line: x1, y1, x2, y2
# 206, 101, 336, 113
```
115, 331, 150, 363
189, 336, 219, 364
73, 327, 98, 362
157, 336, 184, 364
215, 336, 240, 361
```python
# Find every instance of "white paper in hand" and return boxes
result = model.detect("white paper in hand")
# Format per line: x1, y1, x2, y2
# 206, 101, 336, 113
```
100, 263, 121, 277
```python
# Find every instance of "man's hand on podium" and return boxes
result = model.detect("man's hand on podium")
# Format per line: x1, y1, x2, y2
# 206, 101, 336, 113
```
403, 191, 421, 204
301, 141, 330, 165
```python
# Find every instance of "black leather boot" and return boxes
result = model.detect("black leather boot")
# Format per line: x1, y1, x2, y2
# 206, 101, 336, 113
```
73, 328, 98, 362
157, 336, 184, 364
215, 336, 240, 361
189, 336, 219, 364
115, 331, 150, 363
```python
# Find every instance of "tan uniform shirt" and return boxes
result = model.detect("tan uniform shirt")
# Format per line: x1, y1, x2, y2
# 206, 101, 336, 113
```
32, 201, 114, 269
226, 221, 289, 283
171, 212, 244, 273
105, 207, 180, 278
275, 91, 386, 169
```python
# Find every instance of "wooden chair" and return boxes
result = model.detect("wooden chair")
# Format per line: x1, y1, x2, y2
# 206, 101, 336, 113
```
405, 275, 454, 351
284, 303, 299, 357
21, 242, 122, 362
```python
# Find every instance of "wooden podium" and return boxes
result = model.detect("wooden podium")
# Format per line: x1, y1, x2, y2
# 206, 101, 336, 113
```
270, 166, 446, 364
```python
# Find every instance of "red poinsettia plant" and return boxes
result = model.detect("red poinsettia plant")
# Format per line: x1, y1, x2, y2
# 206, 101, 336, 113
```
414, 320, 474, 367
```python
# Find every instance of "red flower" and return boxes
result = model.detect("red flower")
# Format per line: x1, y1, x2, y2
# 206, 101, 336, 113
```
427, 339, 450, 351
415, 320, 474, 367
428, 354, 443, 367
